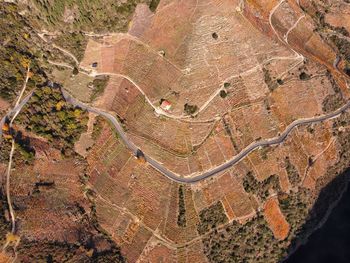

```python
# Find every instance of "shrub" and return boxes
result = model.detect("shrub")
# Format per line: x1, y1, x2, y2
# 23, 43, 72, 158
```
177, 186, 186, 227
90, 76, 110, 101
220, 90, 227, 98
184, 103, 198, 115
299, 72, 310, 80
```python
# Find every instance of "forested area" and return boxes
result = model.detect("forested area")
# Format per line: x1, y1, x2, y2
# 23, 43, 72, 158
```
0, 4, 45, 102
16, 87, 88, 157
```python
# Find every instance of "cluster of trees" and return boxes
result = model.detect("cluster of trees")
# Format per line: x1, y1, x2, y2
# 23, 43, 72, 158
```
313, 9, 350, 61
202, 189, 312, 262
91, 116, 105, 140
203, 214, 284, 262
16, 86, 88, 157
53, 32, 88, 62
243, 171, 281, 201
330, 35, 350, 68
285, 157, 301, 186
0, 129, 33, 166
0, 4, 45, 102
278, 190, 309, 240
31, 0, 160, 33
332, 112, 350, 169
14, 131, 36, 164
0, 139, 11, 163
149, 0, 160, 12
259, 146, 270, 160
197, 201, 228, 235
17, 241, 125, 263
23, 0, 161, 71
177, 185, 187, 227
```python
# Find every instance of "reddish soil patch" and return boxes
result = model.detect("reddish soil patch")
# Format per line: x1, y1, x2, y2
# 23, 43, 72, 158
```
263, 197, 290, 240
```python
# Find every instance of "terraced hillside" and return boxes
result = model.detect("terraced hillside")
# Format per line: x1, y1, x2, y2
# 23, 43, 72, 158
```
1, 0, 350, 262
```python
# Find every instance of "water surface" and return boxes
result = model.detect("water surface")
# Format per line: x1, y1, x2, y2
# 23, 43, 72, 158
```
286, 185, 350, 263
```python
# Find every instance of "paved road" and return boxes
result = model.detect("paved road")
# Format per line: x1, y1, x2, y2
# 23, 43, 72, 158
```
0, 91, 33, 143
333, 55, 341, 69
62, 90, 350, 184
2, 89, 350, 184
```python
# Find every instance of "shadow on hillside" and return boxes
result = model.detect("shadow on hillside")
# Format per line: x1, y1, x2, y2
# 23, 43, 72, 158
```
283, 168, 350, 263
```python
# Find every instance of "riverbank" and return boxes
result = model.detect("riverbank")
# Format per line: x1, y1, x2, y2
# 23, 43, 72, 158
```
285, 171, 350, 262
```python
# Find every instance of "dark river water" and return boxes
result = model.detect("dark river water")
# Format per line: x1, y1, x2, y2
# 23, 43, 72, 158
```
285, 185, 350, 263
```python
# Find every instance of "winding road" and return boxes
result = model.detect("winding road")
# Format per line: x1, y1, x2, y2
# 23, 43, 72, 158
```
8, 1, 345, 184
2, 86, 350, 185
62, 90, 350, 184
0, 92, 33, 143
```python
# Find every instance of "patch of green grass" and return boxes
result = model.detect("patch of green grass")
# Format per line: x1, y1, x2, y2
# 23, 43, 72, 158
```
90, 76, 110, 101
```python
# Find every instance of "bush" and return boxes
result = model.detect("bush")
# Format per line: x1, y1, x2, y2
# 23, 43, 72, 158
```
90, 76, 110, 101
72, 67, 79, 75
149, 0, 160, 12
220, 90, 227, 98
184, 103, 198, 115
299, 72, 310, 80
223, 82, 231, 88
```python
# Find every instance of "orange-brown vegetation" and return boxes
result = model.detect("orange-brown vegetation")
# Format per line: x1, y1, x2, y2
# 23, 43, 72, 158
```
3, 0, 350, 262
0, 251, 12, 263
11, 157, 89, 242
79, 0, 347, 184
138, 237, 176, 263
264, 197, 290, 240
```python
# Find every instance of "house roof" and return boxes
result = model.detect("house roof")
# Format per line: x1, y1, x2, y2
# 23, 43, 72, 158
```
161, 100, 171, 107
160, 100, 172, 110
